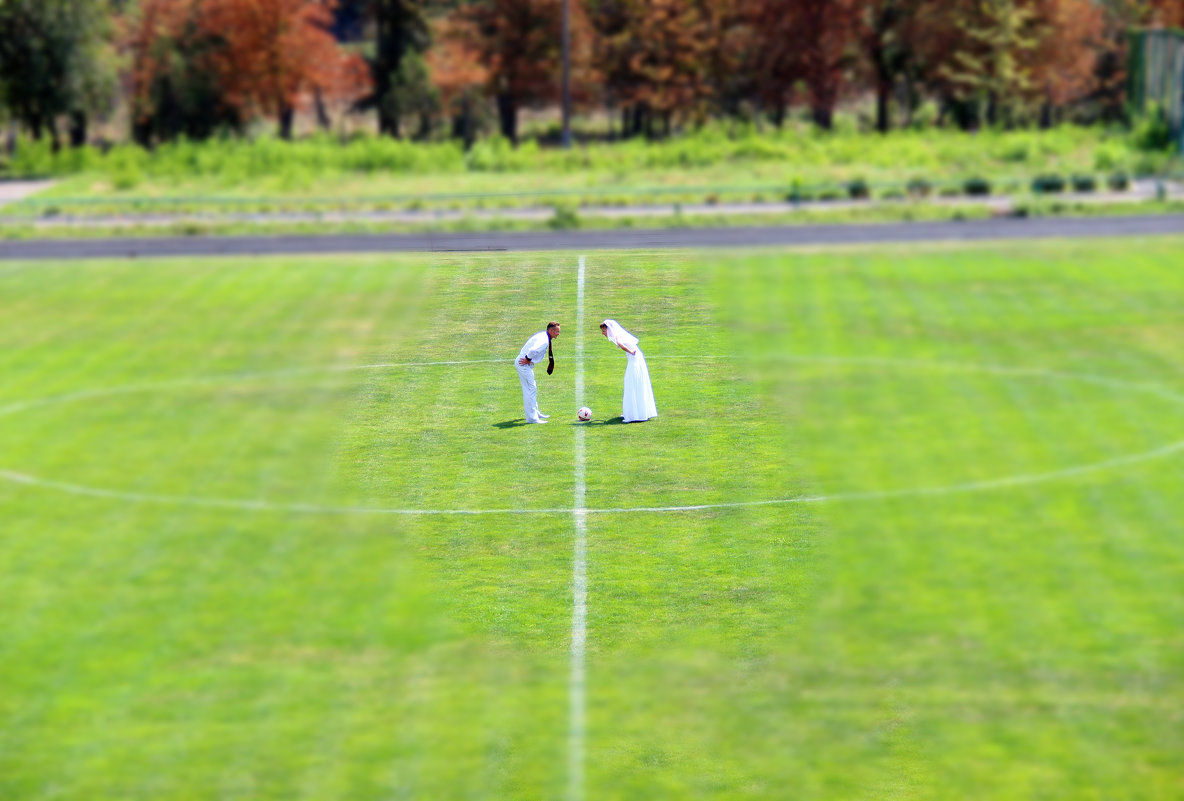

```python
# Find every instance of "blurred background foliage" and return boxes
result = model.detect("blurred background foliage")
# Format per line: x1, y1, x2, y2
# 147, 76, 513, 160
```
0, 0, 1182, 178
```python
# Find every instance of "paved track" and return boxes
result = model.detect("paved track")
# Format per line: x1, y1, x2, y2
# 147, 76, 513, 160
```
1, 214, 1182, 259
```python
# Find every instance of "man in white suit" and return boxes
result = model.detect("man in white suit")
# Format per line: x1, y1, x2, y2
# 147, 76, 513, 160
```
516, 321, 560, 424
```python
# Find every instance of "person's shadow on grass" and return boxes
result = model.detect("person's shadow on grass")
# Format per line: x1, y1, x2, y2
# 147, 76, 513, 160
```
493, 417, 628, 428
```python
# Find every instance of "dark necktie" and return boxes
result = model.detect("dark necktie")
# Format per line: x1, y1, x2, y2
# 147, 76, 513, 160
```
546, 336, 555, 375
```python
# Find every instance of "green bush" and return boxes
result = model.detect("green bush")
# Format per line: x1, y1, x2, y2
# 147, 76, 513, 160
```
1031, 174, 1066, 194
547, 203, 580, 230
1070, 174, 1096, 193
906, 178, 932, 197
963, 177, 992, 196
1107, 171, 1130, 192
1133, 104, 1174, 152
1093, 146, 1120, 171
846, 178, 870, 199
9, 138, 54, 177
111, 167, 143, 191
997, 139, 1031, 163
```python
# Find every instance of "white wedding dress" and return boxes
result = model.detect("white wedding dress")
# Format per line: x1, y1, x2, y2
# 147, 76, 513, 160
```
622, 348, 658, 422
603, 319, 657, 423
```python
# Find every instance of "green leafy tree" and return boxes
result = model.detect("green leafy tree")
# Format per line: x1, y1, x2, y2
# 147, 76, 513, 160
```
934, 0, 1043, 127
361, 0, 431, 137
0, 0, 113, 149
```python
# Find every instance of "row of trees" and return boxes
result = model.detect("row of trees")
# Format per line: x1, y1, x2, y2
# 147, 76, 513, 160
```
1, 0, 1182, 150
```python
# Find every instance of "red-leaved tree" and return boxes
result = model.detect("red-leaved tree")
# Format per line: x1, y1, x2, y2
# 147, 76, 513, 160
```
200, 0, 370, 138
456, 0, 564, 144
427, 15, 489, 148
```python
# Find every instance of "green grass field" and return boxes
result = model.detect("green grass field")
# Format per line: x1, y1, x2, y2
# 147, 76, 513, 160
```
2, 239, 1183, 799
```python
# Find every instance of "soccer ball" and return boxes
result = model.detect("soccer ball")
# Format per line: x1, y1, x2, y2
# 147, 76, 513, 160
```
577, 407, 592, 421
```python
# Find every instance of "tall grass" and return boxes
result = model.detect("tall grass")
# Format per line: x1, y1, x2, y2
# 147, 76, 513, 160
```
4, 124, 1176, 189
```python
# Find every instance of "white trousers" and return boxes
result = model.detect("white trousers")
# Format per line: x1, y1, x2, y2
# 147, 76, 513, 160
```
516, 362, 542, 423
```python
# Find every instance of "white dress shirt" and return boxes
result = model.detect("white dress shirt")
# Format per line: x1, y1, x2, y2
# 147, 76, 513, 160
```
517, 331, 551, 366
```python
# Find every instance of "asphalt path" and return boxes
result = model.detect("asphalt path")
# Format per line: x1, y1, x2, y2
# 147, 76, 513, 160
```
1, 214, 1182, 260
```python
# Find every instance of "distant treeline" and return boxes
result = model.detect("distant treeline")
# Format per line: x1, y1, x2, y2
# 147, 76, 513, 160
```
0, 0, 1182, 151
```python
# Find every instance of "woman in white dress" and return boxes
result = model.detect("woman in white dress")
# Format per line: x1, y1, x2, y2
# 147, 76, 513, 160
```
600, 319, 657, 423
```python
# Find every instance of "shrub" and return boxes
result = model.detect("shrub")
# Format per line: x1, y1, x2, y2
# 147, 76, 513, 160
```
963, 177, 992, 196
998, 140, 1031, 163
112, 169, 142, 191
1070, 174, 1096, 193
1107, 172, 1130, 192
906, 178, 932, 197
1133, 104, 1174, 151
846, 178, 870, 199
1031, 174, 1066, 194
547, 203, 580, 229
9, 138, 54, 177
1133, 152, 1169, 176
786, 179, 820, 203
1093, 146, 1119, 171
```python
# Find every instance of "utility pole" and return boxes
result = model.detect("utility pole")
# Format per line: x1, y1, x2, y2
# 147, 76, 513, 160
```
561, 0, 572, 148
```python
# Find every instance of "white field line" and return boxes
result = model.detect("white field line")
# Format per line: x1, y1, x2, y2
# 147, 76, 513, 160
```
569, 255, 588, 801
2, 355, 1184, 515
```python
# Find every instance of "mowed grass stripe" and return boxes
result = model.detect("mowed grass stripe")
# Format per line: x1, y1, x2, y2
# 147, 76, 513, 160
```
54, 264, 320, 792
13, 263, 318, 795
190, 262, 360, 790
204, 259, 455, 792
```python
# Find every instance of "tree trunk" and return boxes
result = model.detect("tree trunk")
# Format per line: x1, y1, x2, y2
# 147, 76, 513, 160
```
946, 97, 978, 131
1039, 99, 1052, 130
278, 105, 294, 140
452, 94, 475, 151
770, 103, 786, 129
899, 73, 917, 128
69, 110, 88, 148
133, 117, 152, 148
875, 79, 892, 133
812, 105, 833, 130
496, 92, 517, 145
314, 88, 332, 131
378, 87, 401, 137
48, 119, 61, 153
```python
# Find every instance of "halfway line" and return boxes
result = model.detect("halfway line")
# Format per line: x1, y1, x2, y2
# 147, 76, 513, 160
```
569, 254, 588, 801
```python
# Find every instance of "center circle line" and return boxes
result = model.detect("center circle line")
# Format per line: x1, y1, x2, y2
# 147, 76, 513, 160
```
1, 355, 1182, 515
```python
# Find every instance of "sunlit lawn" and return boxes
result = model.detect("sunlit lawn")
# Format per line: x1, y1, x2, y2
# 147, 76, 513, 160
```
1, 239, 1182, 799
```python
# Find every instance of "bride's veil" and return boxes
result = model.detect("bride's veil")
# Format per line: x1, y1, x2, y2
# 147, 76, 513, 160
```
602, 319, 639, 349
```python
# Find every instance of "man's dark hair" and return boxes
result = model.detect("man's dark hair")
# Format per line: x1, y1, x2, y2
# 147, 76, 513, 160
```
547, 321, 561, 331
